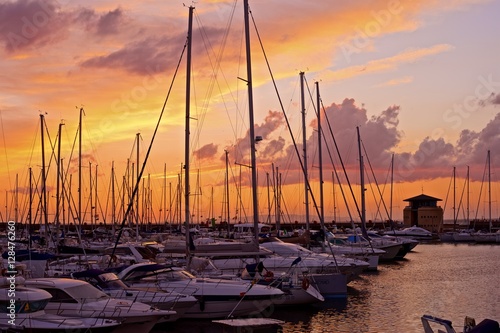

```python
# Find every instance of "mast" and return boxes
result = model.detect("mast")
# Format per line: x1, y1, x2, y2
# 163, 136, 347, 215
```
78, 107, 84, 231
453, 166, 456, 230
225, 150, 230, 236
15, 174, 18, 225
136, 132, 140, 236
40, 114, 48, 240
316, 81, 325, 231
488, 150, 491, 232
243, 0, 260, 241
390, 153, 394, 224
357, 126, 369, 239
95, 164, 99, 228
55, 121, 63, 248
111, 161, 116, 235
300, 72, 310, 230
163, 163, 167, 224
466, 165, 469, 226
29, 167, 32, 239
184, 5, 194, 254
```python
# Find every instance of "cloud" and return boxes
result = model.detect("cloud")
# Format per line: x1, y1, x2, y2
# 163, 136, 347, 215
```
376, 76, 414, 87
0, 0, 72, 53
194, 143, 218, 160
95, 8, 127, 36
489, 93, 500, 105
230, 110, 285, 163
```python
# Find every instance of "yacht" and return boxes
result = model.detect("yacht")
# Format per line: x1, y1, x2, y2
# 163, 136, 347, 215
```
70, 269, 197, 322
112, 262, 284, 319
0, 277, 120, 332
383, 226, 435, 241
23, 278, 174, 333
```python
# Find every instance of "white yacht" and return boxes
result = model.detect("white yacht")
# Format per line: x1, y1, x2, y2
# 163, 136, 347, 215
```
23, 278, 174, 333
114, 262, 284, 319
383, 226, 435, 240
70, 269, 197, 322
0, 277, 120, 332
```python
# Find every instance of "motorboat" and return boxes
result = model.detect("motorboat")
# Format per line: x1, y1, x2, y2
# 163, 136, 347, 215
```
0, 277, 120, 332
70, 269, 197, 322
383, 226, 435, 241
112, 262, 284, 319
23, 278, 174, 333
367, 232, 419, 254
341, 233, 406, 261
422, 314, 499, 333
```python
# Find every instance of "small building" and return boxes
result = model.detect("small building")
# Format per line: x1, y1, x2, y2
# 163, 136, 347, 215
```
403, 194, 443, 232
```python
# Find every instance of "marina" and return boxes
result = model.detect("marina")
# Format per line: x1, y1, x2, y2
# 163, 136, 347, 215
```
158, 242, 500, 333
1, 0, 500, 332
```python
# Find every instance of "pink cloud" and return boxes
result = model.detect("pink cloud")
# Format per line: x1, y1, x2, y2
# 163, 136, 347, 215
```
0, 0, 71, 53
194, 143, 218, 160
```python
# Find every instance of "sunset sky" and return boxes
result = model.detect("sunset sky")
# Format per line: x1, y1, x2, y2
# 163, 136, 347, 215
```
1, 0, 499, 226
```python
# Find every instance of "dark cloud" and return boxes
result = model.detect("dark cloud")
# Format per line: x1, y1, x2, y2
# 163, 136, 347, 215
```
229, 110, 285, 163
491, 93, 500, 105
95, 8, 126, 36
0, 0, 71, 53
81, 25, 227, 76
260, 137, 286, 160
0, 1, 131, 54
194, 143, 218, 160
80, 34, 186, 75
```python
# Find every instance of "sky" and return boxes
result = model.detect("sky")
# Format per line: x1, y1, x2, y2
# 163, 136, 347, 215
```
0, 0, 499, 226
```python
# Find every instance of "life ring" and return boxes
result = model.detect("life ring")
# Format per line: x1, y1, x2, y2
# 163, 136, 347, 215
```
264, 271, 274, 282
301, 277, 310, 290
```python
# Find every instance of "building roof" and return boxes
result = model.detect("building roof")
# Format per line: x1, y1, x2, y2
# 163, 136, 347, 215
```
403, 194, 442, 202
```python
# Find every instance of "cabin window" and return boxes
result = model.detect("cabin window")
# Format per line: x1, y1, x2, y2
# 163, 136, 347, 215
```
41, 288, 78, 303
19, 300, 50, 313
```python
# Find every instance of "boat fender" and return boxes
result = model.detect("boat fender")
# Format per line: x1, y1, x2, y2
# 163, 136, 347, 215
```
264, 271, 274, 282
199, 296, 205, 311
301, 277, 310, 290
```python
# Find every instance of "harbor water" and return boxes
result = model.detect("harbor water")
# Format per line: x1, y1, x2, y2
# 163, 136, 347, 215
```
157, 243, 500, 332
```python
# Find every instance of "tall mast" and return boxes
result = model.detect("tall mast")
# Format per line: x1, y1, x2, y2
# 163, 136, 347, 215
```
300, 72, 310, 230
29, 167, 32, 238
357, 126, 368, 239
111, 161, 116, 235
78, 107, 84, 230
184, 6, 194, 253
163, 163, 167, 224
89, 161, 92, 229
225, 150, 230, 235
136, 132, 140, 235
390, 153, 394, 223
466, 165, 469, 226
55, 121, 63, 248
243, 0, 259, 241
95, 164, 98, 228
15, 174, 18, 224
316, 81, 325, 231
453, 166, 456, 230
40, 114, 48, 240
488, 150, 491, 232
